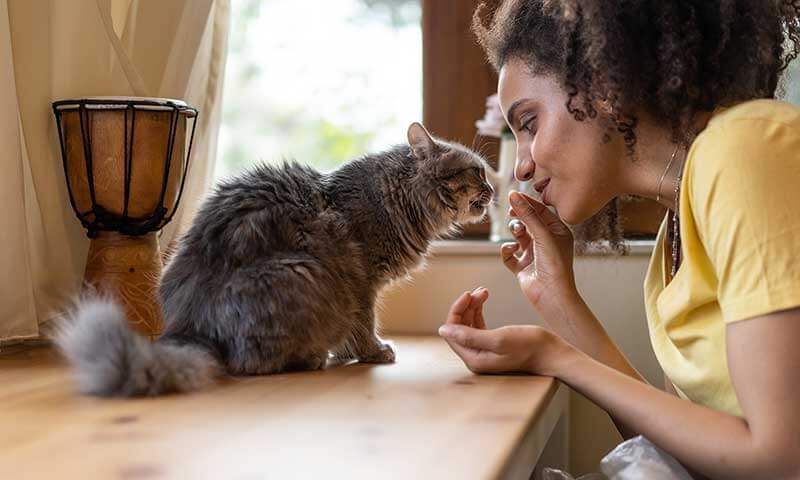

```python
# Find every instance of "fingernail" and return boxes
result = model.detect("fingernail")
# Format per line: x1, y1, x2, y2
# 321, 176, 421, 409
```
472, 286, 485, 293
510, 191, 523, 205
439, 325, 453, 337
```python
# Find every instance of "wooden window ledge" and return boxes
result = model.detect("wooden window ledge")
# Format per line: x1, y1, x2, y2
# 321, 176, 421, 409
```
0, 336, 568, 479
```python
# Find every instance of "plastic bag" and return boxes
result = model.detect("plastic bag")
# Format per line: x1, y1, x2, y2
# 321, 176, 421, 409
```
542, 468, 606, 480
542, 436, 693, 480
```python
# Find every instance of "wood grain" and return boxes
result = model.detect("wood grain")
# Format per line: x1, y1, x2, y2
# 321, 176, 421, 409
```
61, 108, 186, 220
0, 336, 567, 480
58, 104, 191, 340
83, 232, 164, 340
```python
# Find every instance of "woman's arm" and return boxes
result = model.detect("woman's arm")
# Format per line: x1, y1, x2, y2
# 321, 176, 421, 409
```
503, 193, 645, 381
539, 292, 647, 384
525, 292, 648, 440
557, 309, 800, 479
445, 288, 641, 440
501, 192, 652, 438
440, 306, 800, 479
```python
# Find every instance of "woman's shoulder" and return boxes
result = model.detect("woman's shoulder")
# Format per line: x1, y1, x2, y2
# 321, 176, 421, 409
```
683, 100, 800, 326
704, 98, 800, 132
688, 99, 800, 178
685, 99, 800, 226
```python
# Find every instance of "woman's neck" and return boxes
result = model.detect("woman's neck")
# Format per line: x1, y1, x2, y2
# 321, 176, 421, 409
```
622, 111, 714, 210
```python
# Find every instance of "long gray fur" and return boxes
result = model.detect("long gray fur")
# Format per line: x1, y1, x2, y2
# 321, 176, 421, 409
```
55, 123, 493, 397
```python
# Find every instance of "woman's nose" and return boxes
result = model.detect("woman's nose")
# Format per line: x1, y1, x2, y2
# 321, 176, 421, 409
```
515, 157, 535, 182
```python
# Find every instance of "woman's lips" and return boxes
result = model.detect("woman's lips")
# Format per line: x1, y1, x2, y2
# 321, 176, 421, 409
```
533, 177, 550, 194
533, 178, 552, 206
541, 184, 551, 206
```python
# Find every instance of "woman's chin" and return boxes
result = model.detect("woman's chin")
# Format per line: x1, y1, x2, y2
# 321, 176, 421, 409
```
555, 203, 595, 226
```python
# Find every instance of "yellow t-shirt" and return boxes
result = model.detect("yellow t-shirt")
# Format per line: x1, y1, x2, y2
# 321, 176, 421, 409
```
644, 99, 800, 417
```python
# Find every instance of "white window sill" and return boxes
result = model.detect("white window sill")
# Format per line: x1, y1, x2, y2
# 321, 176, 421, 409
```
430, 239, 656, 257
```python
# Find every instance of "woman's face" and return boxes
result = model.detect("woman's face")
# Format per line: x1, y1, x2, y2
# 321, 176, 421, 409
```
498, 58, 626, 225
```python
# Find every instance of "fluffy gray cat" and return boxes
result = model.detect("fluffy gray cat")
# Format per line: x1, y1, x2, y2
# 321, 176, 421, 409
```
56, 123, 493, 397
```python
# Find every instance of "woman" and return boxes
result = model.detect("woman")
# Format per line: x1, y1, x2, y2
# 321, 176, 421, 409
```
438, 1, 800, 478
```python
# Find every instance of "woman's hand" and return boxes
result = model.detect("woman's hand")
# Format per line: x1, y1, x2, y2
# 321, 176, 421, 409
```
438, 288, 570, 376
502, 191, 579, 313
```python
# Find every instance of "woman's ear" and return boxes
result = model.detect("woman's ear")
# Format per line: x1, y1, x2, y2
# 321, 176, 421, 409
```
596, 98, 615, 116
407, 122, 435, 159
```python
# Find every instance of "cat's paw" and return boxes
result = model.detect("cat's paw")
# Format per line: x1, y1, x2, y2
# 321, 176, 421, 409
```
306, 354, 327, 370
286, 353, 327, 371
359, 342, 396, 364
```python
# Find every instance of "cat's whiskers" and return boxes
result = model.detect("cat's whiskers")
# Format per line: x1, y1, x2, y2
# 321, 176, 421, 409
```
471, 133, 494, 161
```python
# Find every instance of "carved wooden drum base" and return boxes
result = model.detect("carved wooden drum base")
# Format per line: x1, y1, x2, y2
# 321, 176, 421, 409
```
83, 232, 163, 340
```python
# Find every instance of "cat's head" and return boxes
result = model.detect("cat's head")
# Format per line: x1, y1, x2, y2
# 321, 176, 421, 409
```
407, 122, 494, 227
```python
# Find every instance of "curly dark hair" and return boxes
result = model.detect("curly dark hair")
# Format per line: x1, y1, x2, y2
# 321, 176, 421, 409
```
473, 0, 800, 253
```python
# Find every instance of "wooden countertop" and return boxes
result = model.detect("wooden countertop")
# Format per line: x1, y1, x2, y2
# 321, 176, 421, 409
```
0, 336, 568, 480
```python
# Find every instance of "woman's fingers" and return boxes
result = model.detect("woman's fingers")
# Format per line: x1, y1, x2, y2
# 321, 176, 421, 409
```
460, 287, 488, 327
469, 287, 489, 329
447, 287, 489, 329
446, 291, 472, 325
501, 238, 533, 274
511, 191, 572, 237
501, 242, 522, 273
509, 190, 574, 247
509, 217, 532, 252
461, 302, 476, 328
510, 219, 535, 266
442, 337, 500, 373
508, 191, 555, 248
439, 324, 501, 352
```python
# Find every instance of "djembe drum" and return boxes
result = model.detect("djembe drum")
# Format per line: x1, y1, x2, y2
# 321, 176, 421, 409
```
52, 97, 198, 340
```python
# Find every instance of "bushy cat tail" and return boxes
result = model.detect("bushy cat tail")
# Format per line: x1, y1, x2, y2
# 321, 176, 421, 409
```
54, 298, 220, 397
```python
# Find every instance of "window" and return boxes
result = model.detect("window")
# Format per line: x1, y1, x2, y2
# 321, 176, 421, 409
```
217, 1, 800, 240
215, 0, 422, 179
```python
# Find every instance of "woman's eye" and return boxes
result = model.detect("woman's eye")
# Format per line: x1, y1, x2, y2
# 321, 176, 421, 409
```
518, 116, 536, 134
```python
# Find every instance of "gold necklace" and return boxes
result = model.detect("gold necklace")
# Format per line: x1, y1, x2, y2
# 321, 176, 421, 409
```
669, 152, 685, 278
656, 144, 680, 203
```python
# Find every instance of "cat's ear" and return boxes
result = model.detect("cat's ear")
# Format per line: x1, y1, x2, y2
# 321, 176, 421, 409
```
407, 122, 435, 159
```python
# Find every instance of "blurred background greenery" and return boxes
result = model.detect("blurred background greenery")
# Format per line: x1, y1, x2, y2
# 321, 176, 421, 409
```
215, 0, 422, 179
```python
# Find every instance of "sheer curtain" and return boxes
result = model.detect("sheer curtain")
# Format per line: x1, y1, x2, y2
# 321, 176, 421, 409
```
0, 0, 230, 344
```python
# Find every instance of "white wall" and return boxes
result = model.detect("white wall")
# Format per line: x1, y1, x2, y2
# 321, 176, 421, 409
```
379, 241, 662, 475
